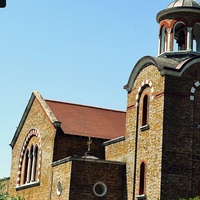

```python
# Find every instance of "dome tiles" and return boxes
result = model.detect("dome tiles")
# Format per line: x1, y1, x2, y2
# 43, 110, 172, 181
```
167, 0, 200, 8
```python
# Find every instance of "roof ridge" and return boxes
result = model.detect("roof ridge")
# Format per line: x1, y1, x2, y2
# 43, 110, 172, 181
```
45, 99, 126, 113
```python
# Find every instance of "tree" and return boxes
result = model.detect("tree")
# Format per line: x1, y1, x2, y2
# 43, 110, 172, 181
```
0, 182, 24, 200
179, 196, 200, 200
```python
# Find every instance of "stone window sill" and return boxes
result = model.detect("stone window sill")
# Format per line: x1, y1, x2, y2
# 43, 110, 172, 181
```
135, 194, 146, 199
16, 181, 40, 191
140, 124, 149, 131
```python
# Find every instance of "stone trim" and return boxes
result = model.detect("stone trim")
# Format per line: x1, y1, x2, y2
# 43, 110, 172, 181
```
140, 124, 150, 131
135, 80, 154, 107
52, 156, 125, 167
190, 81, 200, 101
102, 136, 125, 146
10, 91, 59, 148
93, 182, 107, 197
15, 181, 40, 191
135, 194, 146, 200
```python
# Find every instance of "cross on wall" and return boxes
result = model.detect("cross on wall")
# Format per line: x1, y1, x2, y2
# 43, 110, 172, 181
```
87, 137, 92, 152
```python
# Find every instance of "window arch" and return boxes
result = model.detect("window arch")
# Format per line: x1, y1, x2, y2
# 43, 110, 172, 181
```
160, 25, 167, 54
142, 95, 149, 126
22, 148, 29, 184
17, 129, 41, 187
193, 23, 200, 52
139, 162, 146, 195
173, 21, 186, 51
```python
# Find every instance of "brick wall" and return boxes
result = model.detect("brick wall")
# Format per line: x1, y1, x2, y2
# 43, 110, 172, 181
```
70, 159, 126, 200
161, 62, 200, 199
51, 161, 72, 199
9, 98, 56, 199
106, 65, 165, 200
53, 128, 106, 161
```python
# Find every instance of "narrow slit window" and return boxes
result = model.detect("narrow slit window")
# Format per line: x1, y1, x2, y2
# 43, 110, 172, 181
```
139, 162, 145, 195
142, 95, 149, 126
31, 146, 38, 182
23, 149, 29, 184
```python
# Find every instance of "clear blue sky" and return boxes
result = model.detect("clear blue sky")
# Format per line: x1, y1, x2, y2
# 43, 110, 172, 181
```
0, 0, 169, 178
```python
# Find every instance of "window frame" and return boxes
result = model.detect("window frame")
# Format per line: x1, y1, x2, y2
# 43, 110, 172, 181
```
140, 94, 150, 131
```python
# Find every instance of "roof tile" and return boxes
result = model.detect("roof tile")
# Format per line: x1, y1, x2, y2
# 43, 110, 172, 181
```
46, 100, 126, 139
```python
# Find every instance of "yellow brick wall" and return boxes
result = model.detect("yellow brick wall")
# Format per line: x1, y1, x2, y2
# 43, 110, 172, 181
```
106, 65, 165, 200
51, 162, 72, 200
9, 98, 56, 200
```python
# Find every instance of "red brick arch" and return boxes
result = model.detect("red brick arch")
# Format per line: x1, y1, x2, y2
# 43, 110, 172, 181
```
135, 80, 154, 107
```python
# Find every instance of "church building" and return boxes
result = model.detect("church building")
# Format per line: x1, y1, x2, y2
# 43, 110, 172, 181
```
2, 0, 200, 199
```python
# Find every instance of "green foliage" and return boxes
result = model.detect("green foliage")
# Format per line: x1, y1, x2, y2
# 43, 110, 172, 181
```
179, 196, 200, 200
0, 182, 24, 200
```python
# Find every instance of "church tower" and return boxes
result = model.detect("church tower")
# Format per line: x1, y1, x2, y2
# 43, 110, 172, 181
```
121, 0, 200, 199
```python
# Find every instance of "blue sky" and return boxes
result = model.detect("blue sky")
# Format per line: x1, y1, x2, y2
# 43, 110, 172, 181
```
0, 0, 169, 178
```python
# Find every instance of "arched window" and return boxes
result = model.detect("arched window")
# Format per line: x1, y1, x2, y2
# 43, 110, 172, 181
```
31, 145, 38, 182
173, 22, 186, 51
142, 95, 149, 126
22, 149, 29, 184
139, 162, 145, 195
160, 25, 167, 54
18, 129, 41, 186
193, 23, 200, 52
21, 144, 38, 185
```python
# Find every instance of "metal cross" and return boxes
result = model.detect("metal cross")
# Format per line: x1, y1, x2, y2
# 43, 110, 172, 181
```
87, 136, 92, 152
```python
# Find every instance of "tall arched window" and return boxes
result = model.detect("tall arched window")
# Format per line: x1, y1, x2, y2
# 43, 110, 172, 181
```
18, 129, 41, 186
21, 144, 38, 185
160, 25, 167, 54
193, 23, 200, 52
173, 22, 186, 51
22, 149, 29, 184
31, 145, 38, 182
139, 162, 146, 195
142, 95, 149, 126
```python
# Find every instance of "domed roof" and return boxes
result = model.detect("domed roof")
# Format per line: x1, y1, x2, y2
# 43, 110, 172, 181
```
167, 0, 200, 8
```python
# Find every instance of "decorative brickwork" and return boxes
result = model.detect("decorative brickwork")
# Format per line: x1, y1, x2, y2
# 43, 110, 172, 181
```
190, 81, 200, 100
4, 2, 200, 200
135, 80, 154, 107
17, 129, 42, 186
9, 97, 57, 199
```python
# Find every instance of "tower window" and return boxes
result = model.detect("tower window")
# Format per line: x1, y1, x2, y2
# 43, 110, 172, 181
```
142, 95, 149, 126
139, 162, 145, 195
160, 25, 167, 54
173, 22, 186, 51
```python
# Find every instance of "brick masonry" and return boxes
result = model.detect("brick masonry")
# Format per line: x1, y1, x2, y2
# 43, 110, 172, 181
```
106, 65, 165, 200
161, 63, 200, 199
53, 128, 106, 161
9, 98, 57, 199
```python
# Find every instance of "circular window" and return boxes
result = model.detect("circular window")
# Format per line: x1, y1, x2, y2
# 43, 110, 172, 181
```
93, 182, 107, 197
56, 181, 62, 196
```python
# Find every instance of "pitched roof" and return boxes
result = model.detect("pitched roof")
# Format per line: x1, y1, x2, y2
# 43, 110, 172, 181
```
46, 100, 126, 139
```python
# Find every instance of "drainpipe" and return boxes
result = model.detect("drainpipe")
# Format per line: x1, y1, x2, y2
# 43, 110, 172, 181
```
133, 103, 140, 199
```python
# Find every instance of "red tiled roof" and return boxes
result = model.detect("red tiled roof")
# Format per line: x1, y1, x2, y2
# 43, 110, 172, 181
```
46, 100, 126, 139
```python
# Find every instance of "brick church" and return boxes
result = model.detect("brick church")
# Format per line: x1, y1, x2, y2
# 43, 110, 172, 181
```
2, 0, 200, 199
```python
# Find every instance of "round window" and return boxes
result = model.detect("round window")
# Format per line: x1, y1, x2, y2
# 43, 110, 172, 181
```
56, 181, 62, 196
93, 182, 107, 197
